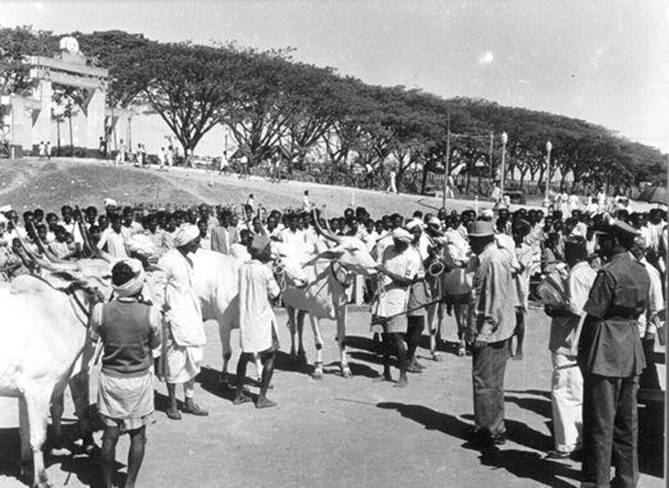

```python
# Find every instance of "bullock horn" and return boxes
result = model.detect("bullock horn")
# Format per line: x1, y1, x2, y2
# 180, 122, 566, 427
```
312, 209, 340, 244
76, 213, 103, 259
13, 237, 38, 272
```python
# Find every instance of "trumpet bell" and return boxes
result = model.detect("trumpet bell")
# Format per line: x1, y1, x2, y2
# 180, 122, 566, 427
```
427, 259, 445, 277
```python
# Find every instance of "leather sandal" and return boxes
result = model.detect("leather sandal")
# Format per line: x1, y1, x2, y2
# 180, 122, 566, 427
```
182, 402, 209, 416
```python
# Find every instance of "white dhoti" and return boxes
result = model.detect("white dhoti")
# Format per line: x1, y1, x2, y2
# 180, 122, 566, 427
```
550, 352, 583, 453
98, 371, 154, 432
165, 341, 203, 384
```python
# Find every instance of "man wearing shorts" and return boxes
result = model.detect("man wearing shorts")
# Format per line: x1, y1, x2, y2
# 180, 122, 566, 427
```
90, 259, 161, 488
372, 227, 420, 387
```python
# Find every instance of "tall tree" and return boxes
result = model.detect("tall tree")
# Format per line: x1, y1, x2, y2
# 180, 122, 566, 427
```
133, 41, 237, 154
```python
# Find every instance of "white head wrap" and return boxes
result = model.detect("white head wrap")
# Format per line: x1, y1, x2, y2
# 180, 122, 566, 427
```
112, 258, 146, 298
103, 198, 118, 208
392, 227, 412, 243
174, 224, 200, 247
406, 219, 422, 231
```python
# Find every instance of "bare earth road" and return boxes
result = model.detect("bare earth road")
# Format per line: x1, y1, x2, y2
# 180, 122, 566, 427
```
0, 307, 664, 488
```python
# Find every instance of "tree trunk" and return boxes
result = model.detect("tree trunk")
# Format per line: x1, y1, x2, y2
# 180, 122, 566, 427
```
519, 170, 527, 190
420, 165, 429, 195
68, 112, 74, 156
56, 120, 61, 153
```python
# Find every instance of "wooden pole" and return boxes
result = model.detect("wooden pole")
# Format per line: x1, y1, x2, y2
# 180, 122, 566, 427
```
442, 114, 451, 209
488, 132, 494, 179
500, 132, 508, 197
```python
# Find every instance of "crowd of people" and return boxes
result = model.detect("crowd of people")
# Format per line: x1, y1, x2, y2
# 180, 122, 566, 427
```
0, 191, 666, 488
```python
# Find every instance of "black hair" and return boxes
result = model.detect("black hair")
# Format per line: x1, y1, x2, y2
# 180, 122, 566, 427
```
564, 235, 588, 262
111, 261, 135, 287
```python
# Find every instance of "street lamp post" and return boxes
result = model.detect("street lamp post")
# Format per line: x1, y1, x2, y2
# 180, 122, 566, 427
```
544, 140, 552, 207
500, 132, 508, 197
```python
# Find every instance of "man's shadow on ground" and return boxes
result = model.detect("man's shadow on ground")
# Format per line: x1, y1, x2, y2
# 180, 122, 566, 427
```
377, 402, 581, 488
505, 389, 664, 477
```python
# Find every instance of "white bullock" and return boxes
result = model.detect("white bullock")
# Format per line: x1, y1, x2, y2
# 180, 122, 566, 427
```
0, 249, 245, 488
280, 230, 378, 379
0, 259, 110, 488
196, 246, 308, 379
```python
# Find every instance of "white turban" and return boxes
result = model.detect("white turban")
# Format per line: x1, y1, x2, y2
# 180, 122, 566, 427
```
174, 224, 200, 248
112, 258, 146, 298
103, 198, 118, 208
406, 219, 423, 231
392, 227, 413, 243
0, 205, 12, 213
428, 216, 441, 226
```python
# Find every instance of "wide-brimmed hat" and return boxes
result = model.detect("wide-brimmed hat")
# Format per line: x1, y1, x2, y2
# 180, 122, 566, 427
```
468, 221, 495, 238
596, 218, 640, 240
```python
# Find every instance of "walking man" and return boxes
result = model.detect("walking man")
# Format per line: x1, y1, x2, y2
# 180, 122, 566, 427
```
90, 259, 161, 488
466, 220, 517, 447
157, 224, 209, 420
233, 235, 281, 408
578, 219, 649, 488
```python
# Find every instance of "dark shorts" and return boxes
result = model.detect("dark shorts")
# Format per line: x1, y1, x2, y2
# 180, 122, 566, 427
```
445, 292, 472, 306
408, 280, 431, 317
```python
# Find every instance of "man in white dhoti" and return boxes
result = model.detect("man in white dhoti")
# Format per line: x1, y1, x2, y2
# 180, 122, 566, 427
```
233, 235, 281, 408
544, 236, 596, 458
158, 224, 208, 420
90, 259, 161, 488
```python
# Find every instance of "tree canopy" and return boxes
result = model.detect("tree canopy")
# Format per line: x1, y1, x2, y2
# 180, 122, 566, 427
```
1, 26, 665, 194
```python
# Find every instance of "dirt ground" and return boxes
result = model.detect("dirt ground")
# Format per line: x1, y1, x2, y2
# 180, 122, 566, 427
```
0, 307, 664, 488
0, 158, 664, 487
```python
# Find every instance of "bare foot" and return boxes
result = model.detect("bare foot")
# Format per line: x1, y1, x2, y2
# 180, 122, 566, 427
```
255, 397, 277, 409
373, 373, 393, 383
394, 377, 409, 388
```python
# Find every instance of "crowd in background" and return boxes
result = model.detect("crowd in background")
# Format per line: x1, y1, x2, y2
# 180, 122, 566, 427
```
0, 191, 666, 487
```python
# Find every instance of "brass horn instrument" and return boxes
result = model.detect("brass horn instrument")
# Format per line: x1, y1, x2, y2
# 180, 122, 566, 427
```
272, 259, 285, 276
427, 258, 445, 277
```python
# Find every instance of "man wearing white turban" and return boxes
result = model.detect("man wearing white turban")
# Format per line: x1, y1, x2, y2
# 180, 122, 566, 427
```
157, 224, 208, 419
89, 259, 161, 488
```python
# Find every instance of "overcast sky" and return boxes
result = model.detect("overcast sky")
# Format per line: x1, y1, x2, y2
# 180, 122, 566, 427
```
4, 0, 669, 152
